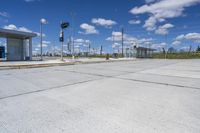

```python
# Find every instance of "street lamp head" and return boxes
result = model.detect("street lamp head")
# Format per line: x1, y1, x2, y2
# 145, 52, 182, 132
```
40, 18, 48, 24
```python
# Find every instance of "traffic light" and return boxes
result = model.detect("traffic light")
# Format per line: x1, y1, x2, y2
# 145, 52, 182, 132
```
59, 31, 64, 42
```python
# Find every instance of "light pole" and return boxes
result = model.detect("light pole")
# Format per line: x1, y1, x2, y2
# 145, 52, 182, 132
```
165, 34, 168, 59
40, 18, 47, 61
121, 28, 124, 57
70, 12, 76, 58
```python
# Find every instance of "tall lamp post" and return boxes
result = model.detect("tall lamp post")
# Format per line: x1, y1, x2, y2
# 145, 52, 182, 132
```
40, 18, 48, 61
121, 28, 124, 57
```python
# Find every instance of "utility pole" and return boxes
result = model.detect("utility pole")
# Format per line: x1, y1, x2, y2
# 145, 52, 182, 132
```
121, 28, 124, 57
88, 42, 91, 55
165, 34, 168, 59
68, 36, 71, 54
40, 18, 48, 61
70, 12, 76, 58
100, 45, 103, 55
40, 22, 43, 61
112, 33, 115, 54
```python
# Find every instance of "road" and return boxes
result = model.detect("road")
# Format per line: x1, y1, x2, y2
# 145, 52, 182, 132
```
0, 59, 200, 133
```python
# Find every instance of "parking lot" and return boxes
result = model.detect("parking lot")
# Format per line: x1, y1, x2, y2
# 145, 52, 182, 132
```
0, 59, 200, 133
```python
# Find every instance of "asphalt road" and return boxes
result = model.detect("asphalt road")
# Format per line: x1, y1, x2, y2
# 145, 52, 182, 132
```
0, 59, 200, 133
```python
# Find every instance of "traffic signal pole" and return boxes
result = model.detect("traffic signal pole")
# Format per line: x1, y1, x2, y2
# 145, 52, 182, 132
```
59, 21, 69, 61
61, 29, 64, 61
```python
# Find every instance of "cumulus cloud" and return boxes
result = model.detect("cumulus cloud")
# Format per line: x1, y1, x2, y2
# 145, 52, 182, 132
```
3, 24, 33, 33
35, 32, 46, 37
106, 31, 153, 47
128, 19, 141, 25
112, 42, 121, 48
74, 39, 85, 43
151, 42, 167, 49
130, 0, 200, 31
18, 27, 33, 32
42, 41, 51, 44
172, 40, 181, 46
106, 31, 122, 41
138, 38, 153, 43
74, 39, 90, 45
3, 24, 46, 37
185, 33, 200, 41
155, 23, 174, 35
92, 18, 117, 27
143, 16, 157, 31
36, 41, 50, 48
176, 34, 185, 41
175, 33, 200, 43
79, 23, 99, 35
4, 24, 17, 30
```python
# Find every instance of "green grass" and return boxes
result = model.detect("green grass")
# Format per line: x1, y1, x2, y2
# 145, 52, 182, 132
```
153, 52, 200, 59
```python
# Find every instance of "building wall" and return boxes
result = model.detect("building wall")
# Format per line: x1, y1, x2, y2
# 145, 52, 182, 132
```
7, 38, 24, 61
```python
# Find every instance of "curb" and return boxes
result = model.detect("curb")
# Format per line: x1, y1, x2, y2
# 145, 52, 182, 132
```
0, 59, 136, 71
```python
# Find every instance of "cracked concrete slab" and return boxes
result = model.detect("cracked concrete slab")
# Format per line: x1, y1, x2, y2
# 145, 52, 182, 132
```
0, 59, 200, 133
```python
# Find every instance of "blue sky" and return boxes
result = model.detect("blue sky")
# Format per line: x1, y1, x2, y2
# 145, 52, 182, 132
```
1, 0, 200, 54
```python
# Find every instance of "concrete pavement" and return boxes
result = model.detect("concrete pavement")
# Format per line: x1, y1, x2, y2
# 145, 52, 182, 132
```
0, 59, 200, 133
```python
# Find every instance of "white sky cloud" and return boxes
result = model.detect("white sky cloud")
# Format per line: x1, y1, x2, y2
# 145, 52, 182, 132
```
18, 27, 32, 32
128, 19, 141, 25
3, 24, 46, 37
155, 23, 174, 35
42, 41, 51, 44
74, 38, 90, 45
4, 24, 33, 33
176, 34, 185, 41
106, 31, 153, 47
151, 42, 167, 49
0, 11, 9, 17
185, 33, 200, 40
143, 16, 157, 31
79, 23, 99, 35
92, 18, 117, 27
172, 40, 181, 46
130, 0, 200, 31
4, 24, 17, 30
36, 43, 48, 48
175, 33, 200, 43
